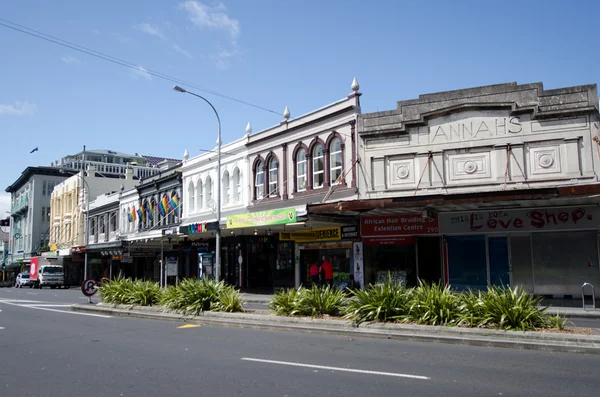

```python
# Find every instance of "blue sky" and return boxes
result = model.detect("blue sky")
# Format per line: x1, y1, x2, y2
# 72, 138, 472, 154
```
1, 0, 599, 214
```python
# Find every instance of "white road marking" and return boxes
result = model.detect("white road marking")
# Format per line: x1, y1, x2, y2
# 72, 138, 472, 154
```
0, 300, 111, 318
240, 358, 431, 380
20, 304, 72, 308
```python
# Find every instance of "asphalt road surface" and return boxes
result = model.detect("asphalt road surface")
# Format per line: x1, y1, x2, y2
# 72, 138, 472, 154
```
1, 287, 600, 397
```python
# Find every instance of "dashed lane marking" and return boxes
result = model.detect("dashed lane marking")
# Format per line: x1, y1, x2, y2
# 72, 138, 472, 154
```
240, 358, 431, 380
0, 299, 111, 318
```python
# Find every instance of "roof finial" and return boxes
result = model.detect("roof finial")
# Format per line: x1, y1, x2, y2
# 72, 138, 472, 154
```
183, 149, 189, 161
246, 122, 252, 134
351, 77, 360, 92
283, 106, 290, 121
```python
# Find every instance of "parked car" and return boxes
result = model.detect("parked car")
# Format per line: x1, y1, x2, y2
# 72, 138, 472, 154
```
15, 273, 34, 288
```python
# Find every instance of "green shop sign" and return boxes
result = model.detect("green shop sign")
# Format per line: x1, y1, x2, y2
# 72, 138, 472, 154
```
226, 208, 297, 229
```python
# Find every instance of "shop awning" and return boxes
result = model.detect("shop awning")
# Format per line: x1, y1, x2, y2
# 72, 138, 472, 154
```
86, 240, 124, 251
307, 184, 600, 216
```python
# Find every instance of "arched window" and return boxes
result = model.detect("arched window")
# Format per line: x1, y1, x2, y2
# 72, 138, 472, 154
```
205, 176, 213, 208
188, 181, 195, 213
151, 199, 158, 227
255, 160, 264, 200
232, 167, 241, 203
329, 137, 343, 184
296, 149, 307, 192
197, 179, 203, 209
223, 170, 230, 205
312, 143, 324, 189
268, 157, 278, 197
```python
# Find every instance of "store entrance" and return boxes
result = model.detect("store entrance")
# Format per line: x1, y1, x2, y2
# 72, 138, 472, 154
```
416, 236, 442, 285
246, 240, 276, 289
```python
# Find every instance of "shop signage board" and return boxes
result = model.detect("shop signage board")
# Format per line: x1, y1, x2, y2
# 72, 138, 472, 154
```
439, 206, 600, 234
297, 241, 353, 250
341, 226, 359, 239
361, 215, 439, 237
181, 221, 219, 235
363, 236, 416, 246
226, 208, 297, 229
279, 227, 341, 242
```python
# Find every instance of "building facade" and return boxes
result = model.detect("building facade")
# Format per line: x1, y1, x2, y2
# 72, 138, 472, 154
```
309, 82, 600, 297
52, 149, 179, 181
5, 167, 75, 270
181, 137, 249, 286
87, 190, 125, 281
234, 80, 362, 289
118, 163, 183, 283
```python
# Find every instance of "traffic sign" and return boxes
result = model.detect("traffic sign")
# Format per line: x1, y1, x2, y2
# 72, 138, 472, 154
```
81, 278, 98, 297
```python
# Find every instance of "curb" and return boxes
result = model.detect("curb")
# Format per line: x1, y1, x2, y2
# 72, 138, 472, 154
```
71, 304, 600, 355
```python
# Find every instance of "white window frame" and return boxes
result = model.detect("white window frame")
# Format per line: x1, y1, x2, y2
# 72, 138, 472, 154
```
329, 138, 343, 185
255, 161, 264, 200
312, 144, 324, 189
268, 158, 278, 197
296, 149, 307, 192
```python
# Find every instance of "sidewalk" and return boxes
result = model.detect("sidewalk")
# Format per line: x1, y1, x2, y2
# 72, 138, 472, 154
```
71, 302, 600, 355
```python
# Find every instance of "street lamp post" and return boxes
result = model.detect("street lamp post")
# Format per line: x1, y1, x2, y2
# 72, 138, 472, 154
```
173, 85, 222, 282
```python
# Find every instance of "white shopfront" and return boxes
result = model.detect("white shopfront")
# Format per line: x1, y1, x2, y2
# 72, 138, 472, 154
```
439, 206, 600, 297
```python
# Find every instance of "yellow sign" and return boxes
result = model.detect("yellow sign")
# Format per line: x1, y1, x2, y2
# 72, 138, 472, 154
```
279, 227, 341, 242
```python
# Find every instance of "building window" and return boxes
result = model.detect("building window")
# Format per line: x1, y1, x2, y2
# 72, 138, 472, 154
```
41, 207, 46, 222
223, 171, 230, 205
232, 167, 240, 203
48, 181, 54, 195
111, 212, 117, 232
205, 176, 213, 207
197, 180, 204, 209
329, 137, 343, 184
43, 181, 47, 196
268, 157, 278, 197
47, 207, 51, 222
255, 160, 264, 200
188, 181, 195, 213
296, 149, 307, 192
312, 144, 324, 189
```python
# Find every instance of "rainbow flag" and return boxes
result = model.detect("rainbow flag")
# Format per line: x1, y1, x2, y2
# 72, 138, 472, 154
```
160, 196, 169, 216
136, 207, 143, 220
130, 208, 137, 221
146, 202, 154, 221
140, 204, 147, 222
169, 195, 179, 216
127, 212, 132, 222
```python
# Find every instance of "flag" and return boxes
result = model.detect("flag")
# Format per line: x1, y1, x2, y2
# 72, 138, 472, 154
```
160, 196, 169, 216
130, 208, 137, 222
169, 195, 179, 216
146, 202, 154, 221
30, 146, 38, 154
136, 208, 143, 220
127, 212, 132, 223
140, 204, 146, 222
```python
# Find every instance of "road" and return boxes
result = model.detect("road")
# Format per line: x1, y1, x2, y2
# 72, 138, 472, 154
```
1, 288, 600, 397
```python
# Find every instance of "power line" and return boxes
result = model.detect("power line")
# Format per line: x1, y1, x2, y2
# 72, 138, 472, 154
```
0, 18, 281, 115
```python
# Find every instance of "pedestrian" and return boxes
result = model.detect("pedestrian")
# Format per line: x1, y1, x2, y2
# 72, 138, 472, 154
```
347, 274, 361, 291
309, 263, 320, 285
320, 257, 334, 288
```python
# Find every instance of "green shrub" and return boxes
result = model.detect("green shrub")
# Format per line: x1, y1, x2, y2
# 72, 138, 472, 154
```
297, 285, 346, 317
344, 274, 411, 324
269, 286, 346, 317
407, 282, 462, 326
477, 285, 549, 331
211, 285, 245, 313
99, 277, 162, 306
456, 289, 487, 328
269, 287, 303, 316
160, 278, 243, 315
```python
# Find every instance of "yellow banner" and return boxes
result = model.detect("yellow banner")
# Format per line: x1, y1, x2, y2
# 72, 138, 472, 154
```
279, 227, 341, 242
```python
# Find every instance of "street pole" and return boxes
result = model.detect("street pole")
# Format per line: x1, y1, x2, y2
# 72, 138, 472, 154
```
83, 145, 88, 282
173, 86, 222, 282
